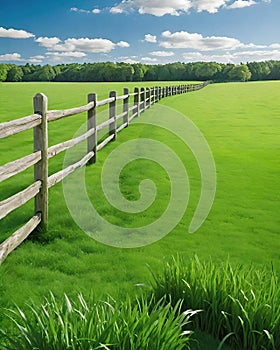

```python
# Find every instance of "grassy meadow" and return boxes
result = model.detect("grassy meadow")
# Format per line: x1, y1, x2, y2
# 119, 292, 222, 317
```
0, 81, 279, 348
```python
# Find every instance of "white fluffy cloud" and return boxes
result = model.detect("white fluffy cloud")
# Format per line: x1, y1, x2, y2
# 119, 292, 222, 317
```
183, 49, 280, 63
0, 53, 22, 61
117, 41, 130, 47
227, 0, 256, 9
46, 51, 87, 58
145, 34, 157, 43
192, 0, 230, 13
29, 55, 45, 63
109, 0, 268, 16
150, 51, 174, 57
45, 51, 87, 62
160, 31, 241, 51
70, 7, 101, 14
70, 7, 90, 13
35, 37, 61, 48
110, 0, 192, 16
141, 57, 159, 62
0, 27, 34, 39
35, 37, 129, 53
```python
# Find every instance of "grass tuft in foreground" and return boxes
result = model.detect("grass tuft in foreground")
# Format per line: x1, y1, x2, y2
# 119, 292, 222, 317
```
1, 292, 196, 350
150, 256, 280, 350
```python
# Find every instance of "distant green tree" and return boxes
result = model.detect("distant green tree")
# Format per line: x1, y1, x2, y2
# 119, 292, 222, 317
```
132, 63, 146, 81
193, 62, 222, 80
144, 65, 158, 81
117, 63, 134, 82
268, 61, 280, 80
229, 64, 251, 82
37, 65, 56, 81
6, 65, 23, 82
158, 66, 171, 81
168, 62, 186, 80
0, 64, 8, 81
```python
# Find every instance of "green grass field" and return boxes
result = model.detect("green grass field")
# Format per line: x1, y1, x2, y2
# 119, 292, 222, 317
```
0, 81, 279, 348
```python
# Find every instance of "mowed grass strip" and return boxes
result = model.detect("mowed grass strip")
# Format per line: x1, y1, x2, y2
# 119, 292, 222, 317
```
0, 81, 279, 312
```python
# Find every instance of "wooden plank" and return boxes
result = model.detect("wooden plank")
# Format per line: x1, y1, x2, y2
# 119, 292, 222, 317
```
0, 181, 41, 220
117, 122, 128, 133
116, 111, 127, 121
96, 134, 114, 152
128, 105, 137, 112
47, 102, 95, 122
116, 94, 129, 101
0, 151, 41, 183
48, 128, 95, 159
48, 151, 94, 188
96, 118, 113, 132
128, 112, 137, 123
34, 93, 48, 227
0, 114, 41, 139
0, 213, 41, 265
96, 97, 115, 107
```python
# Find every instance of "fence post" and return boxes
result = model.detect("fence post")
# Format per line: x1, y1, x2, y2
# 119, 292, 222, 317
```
140, 87, 145, 113
33, 93, 48, 229
123, 88, 129, 126
87, 93, 97, 164
151, 87, 154, 105
146, 88, 150, 109
109, 91, 117, 140
155, 86, 158, 102
134, 87, 140, 116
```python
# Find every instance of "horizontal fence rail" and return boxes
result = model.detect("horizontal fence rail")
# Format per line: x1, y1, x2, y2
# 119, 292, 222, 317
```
0, 81, 209, 264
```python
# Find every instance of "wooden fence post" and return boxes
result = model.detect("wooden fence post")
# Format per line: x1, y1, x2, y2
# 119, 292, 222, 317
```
134, 87, 140, 116
87, 93, 97, 164
155, 86, 158, 102
140, 87, 145, 113
33, 93, 48, 229
109, 91, 117, 140
146, 88, 150, 109
151, 87, 154, 105
123, 88, 129, 126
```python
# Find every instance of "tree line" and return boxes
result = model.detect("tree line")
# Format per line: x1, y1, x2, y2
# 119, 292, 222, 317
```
1, 60, 280, 83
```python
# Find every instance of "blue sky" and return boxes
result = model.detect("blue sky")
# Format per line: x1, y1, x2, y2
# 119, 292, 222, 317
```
0, 0, 279, 65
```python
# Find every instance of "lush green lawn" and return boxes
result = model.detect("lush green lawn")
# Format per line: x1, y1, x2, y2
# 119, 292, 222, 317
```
0, 81, 279, 348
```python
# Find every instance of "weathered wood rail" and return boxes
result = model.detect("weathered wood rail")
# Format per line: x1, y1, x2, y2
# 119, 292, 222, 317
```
0, 82, 208, 264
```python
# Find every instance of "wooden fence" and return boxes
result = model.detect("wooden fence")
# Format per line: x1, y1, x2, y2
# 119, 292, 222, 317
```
0, 82, 208, 264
